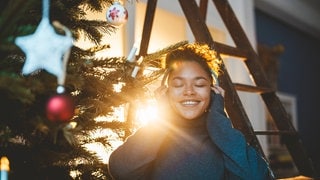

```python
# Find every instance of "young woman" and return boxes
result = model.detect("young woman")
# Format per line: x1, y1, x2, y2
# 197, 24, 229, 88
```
108, 43, 273, 180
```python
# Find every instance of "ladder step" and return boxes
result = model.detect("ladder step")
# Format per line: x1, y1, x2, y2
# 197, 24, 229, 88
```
233, 83, 274, 93
254, 130, 297, 135
214, 41, 248, 59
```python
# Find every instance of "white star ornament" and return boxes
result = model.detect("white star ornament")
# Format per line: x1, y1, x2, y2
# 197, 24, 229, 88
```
15, 18, 73, 78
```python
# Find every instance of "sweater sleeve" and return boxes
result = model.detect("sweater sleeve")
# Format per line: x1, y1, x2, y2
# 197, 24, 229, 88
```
108, 123, 167, 180
206, 92, 272, 179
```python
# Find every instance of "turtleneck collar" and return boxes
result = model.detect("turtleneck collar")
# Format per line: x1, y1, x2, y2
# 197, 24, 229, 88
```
169, 111, 208, 129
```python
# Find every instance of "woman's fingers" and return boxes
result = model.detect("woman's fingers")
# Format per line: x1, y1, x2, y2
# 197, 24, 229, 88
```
211, 86, 225, 97
154, 85, 168, 100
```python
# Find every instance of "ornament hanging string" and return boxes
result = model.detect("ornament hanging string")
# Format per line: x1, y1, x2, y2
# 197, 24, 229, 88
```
43, 0, 49, 19
52, 21, 72, 93
39, 0, 51, 30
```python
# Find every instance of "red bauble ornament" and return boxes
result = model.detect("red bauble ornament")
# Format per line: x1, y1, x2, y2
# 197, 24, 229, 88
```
46, 94, 75, 122
106, 2, 128, 26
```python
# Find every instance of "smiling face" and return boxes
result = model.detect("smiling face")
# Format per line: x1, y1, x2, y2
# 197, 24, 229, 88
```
167, 61, 212, 121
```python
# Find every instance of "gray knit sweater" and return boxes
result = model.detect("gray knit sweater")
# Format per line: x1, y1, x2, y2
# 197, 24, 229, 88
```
108, 93, 272, 180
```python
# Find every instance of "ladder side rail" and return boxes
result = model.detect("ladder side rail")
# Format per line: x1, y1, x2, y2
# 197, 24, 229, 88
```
211, 0, 315, 176
199, 0, 209, 21
262, 92, 315, 176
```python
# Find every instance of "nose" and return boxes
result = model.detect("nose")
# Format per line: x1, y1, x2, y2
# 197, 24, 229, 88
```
183, 85, 195, 95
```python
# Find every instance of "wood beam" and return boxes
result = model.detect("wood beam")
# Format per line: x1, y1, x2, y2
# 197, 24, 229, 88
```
138, 0, 158, 57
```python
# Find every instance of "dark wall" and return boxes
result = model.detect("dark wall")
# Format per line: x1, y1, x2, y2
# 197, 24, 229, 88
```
255, 9, 320, 176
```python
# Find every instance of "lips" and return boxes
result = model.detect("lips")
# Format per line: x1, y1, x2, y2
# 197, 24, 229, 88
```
181, 100, 200, 106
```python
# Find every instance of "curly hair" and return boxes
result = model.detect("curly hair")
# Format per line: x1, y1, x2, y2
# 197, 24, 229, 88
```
163, 43, 222, 85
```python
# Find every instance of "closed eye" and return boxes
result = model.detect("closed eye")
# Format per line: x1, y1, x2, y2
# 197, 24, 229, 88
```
172, 84, 184, 88
170, 78, 184, 87
171, 83, 184, 88
195, 84, 207, 87
194, 78, 210, 87
170, 77, 210, 88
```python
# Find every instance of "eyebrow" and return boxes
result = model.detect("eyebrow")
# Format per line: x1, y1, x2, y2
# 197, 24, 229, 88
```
171, 76, 210, 81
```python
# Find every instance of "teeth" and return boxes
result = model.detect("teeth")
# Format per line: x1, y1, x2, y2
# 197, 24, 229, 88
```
182, 101, 198, 105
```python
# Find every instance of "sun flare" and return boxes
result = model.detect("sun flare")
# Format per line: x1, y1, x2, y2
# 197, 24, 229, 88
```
135, 100, 160, 127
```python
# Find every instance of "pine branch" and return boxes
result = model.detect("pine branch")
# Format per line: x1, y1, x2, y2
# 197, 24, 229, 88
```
0, 0, 38, 43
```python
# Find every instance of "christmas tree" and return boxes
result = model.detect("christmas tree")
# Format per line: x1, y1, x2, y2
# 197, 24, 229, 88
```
0, 0, 186, 179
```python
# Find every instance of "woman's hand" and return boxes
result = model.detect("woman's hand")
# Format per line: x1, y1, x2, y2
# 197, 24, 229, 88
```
211, 86, 225, 97
154, 85, 168, 101
154, 85, 169, 112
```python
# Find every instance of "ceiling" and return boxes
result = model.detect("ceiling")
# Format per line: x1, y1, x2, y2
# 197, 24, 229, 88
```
254, 0, 320, 40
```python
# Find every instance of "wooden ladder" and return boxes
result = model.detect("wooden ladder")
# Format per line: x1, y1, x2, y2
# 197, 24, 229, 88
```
137, 0, 315, 177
